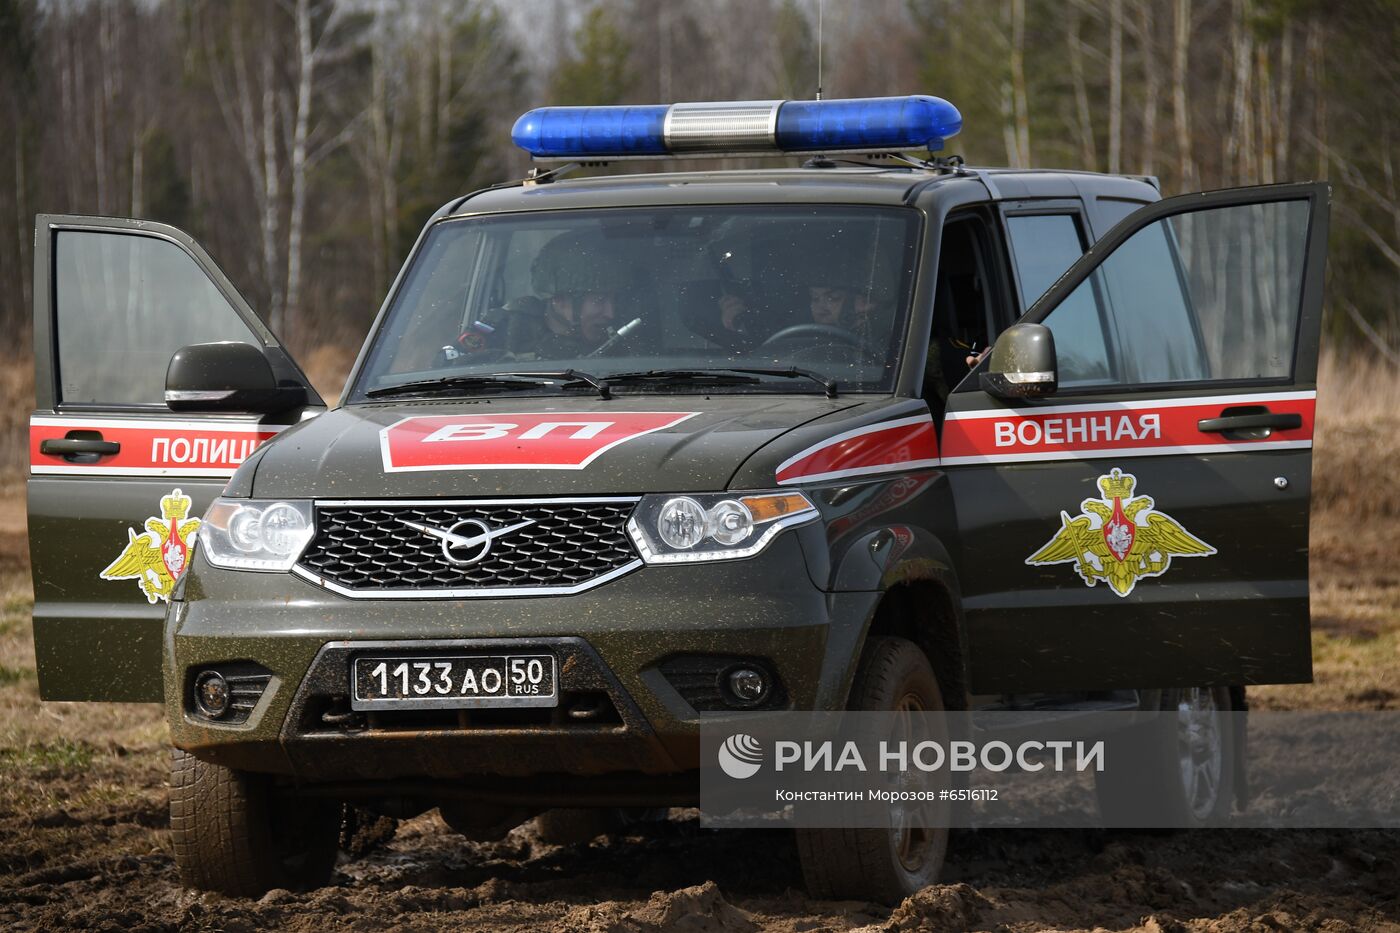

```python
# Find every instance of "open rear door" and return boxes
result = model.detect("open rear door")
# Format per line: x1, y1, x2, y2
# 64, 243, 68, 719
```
941, 183, 1328, 692
29, 215, 321, 701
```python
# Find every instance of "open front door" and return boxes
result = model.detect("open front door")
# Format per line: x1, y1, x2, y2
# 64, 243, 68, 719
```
941, 183, 1328, 693
28, 215, 321, 701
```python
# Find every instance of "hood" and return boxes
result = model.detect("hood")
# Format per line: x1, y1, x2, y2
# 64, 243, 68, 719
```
247, 395, 868, 499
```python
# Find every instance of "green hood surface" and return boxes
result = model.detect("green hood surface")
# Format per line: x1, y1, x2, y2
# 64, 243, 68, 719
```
247, 395, 877, 498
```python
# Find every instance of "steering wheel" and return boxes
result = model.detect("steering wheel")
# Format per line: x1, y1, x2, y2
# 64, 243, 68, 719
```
756, 323, 863, 351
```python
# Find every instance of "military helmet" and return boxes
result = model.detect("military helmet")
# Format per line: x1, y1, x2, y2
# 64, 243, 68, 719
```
531, 230, 631, 298
806, 242, 901, 304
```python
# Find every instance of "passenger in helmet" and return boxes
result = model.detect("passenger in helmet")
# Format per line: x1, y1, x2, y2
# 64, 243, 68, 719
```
702, 235, 897, 341
505, 230, 630, 359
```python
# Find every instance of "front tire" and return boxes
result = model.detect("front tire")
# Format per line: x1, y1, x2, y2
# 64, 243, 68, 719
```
795, 637, 950, 904
170, 748, 340, 897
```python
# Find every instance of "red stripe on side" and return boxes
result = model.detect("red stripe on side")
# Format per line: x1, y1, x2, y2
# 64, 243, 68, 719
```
30, 420, 280, 476
941, 396, 1315, 463
776, 419, 938, 485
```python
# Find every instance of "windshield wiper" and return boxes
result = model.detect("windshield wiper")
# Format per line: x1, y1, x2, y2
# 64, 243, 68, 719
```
601, 369, 763, 390
721, 367, 838, 398
365, 369, 610, 400
604, 367, 837, 398
511, 369, 612, 399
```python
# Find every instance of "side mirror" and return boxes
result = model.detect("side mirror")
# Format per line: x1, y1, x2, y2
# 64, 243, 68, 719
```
165, 341, 308, 413
979, 323, 1058, 399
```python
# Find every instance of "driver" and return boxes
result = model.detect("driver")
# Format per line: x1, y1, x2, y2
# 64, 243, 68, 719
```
506, 229, 628, 360
708, 252, 891, 345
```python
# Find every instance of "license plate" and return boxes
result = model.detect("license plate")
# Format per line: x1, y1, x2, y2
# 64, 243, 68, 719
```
351, 654, 557, 710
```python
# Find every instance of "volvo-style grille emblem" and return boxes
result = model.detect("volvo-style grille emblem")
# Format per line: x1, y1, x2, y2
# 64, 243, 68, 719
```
398, 517, 536, 566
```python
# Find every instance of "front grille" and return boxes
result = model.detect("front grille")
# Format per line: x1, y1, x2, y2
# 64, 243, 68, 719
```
296, 498, 640, 597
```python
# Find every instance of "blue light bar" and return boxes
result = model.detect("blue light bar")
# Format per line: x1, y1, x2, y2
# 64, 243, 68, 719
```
511, 105, 669, 158
511, 95, 962, 160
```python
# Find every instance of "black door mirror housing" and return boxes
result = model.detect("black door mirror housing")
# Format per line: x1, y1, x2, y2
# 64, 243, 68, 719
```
979, 323, 1058, 399
166, 341, 308, 413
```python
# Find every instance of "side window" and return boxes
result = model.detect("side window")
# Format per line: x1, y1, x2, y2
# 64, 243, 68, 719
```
54, 232, 261, 406
1040, 199, 1310, 387
1005, 213, 1113, 388
928, 216, 999, 402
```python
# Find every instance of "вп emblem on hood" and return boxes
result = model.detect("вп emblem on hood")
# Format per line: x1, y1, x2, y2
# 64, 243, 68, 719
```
379, 411, 698, 472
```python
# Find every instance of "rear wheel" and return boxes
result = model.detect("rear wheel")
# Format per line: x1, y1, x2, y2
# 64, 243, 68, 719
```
169, 748, 340, 897
795, 636, 950, 904
1095, 686, 1236, 827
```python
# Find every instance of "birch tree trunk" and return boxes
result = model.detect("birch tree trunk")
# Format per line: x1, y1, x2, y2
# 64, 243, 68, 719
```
286, 0, 315, 344
1224, 0, 1254, 187
1108, 0, 1122, 175
96, 3, 115, 214
435, 2, 452, 164
1067, 6, 1097, 170
1306, 19, 1327, 181
1172, 0, 1195, 190
1257, 46, 1275, 185
1137, 2, 1159, 177
14, 125, 29, 309
1276, 26, 1294, 182
261, 33, 284, 333
1010, 0, 1030, 167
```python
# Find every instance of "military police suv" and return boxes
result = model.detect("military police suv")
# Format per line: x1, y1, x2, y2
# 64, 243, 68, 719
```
28, 96, 1328, 902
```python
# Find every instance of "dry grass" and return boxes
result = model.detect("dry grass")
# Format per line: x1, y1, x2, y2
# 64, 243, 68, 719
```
1251, 349, 1400, 709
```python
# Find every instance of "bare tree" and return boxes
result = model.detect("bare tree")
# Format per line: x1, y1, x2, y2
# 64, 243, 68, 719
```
1107, 0, 1122, 175
1067, 3, 1098, 171
1172, 0, 1196, 189
286, 0, 350, 341
999, 0, 1030, 168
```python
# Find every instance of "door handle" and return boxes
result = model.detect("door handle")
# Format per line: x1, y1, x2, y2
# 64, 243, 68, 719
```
40, 437, 121, 456
1197, 411, 1302, 434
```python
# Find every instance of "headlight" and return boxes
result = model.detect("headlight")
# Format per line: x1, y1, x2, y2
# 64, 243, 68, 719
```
201, 498, 315, 571
627, 491, 817, 564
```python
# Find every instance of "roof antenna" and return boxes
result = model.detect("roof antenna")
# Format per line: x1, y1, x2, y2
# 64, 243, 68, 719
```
815, 0, 824, 100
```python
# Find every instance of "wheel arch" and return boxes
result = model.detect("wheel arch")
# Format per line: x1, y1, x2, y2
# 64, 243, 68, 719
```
862, 578, 969, 713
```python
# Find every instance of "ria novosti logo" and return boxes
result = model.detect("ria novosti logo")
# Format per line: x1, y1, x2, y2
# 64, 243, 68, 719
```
716, 731, 1107, 779
717, 733, 764, 779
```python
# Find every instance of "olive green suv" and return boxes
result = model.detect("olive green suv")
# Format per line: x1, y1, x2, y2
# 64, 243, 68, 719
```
28, 96, 1328, 902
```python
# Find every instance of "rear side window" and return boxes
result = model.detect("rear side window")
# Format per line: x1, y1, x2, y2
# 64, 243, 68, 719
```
1006, 214, 1112, 387
54, 232, 261, 406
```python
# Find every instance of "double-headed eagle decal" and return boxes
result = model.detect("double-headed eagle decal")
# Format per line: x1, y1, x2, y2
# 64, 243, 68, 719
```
101, 489, 202, 604
1026, 468, 1215, 597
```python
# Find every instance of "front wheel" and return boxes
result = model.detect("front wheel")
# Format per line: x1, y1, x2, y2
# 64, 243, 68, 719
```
170, 748, 340, 897
795, 637, 950, 904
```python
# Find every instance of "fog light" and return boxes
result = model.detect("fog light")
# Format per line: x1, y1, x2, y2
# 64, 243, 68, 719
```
194, 670, 230, 719
726, 667, 768, 705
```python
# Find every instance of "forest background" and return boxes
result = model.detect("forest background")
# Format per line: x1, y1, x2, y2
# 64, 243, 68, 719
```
0, 0, 1397, 418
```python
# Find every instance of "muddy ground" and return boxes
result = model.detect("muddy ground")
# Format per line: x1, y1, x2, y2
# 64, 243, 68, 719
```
3, 371, 1400, 933
1, 509, 1396, 932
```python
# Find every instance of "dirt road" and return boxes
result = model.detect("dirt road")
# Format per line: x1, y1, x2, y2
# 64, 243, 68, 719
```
1, 717, 1397, 932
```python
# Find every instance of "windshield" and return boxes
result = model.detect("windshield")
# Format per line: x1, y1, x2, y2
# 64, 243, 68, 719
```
350, 205, 919, 401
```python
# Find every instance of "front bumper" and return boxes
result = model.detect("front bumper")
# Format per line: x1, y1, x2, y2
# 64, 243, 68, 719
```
166, 532, 879, 782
